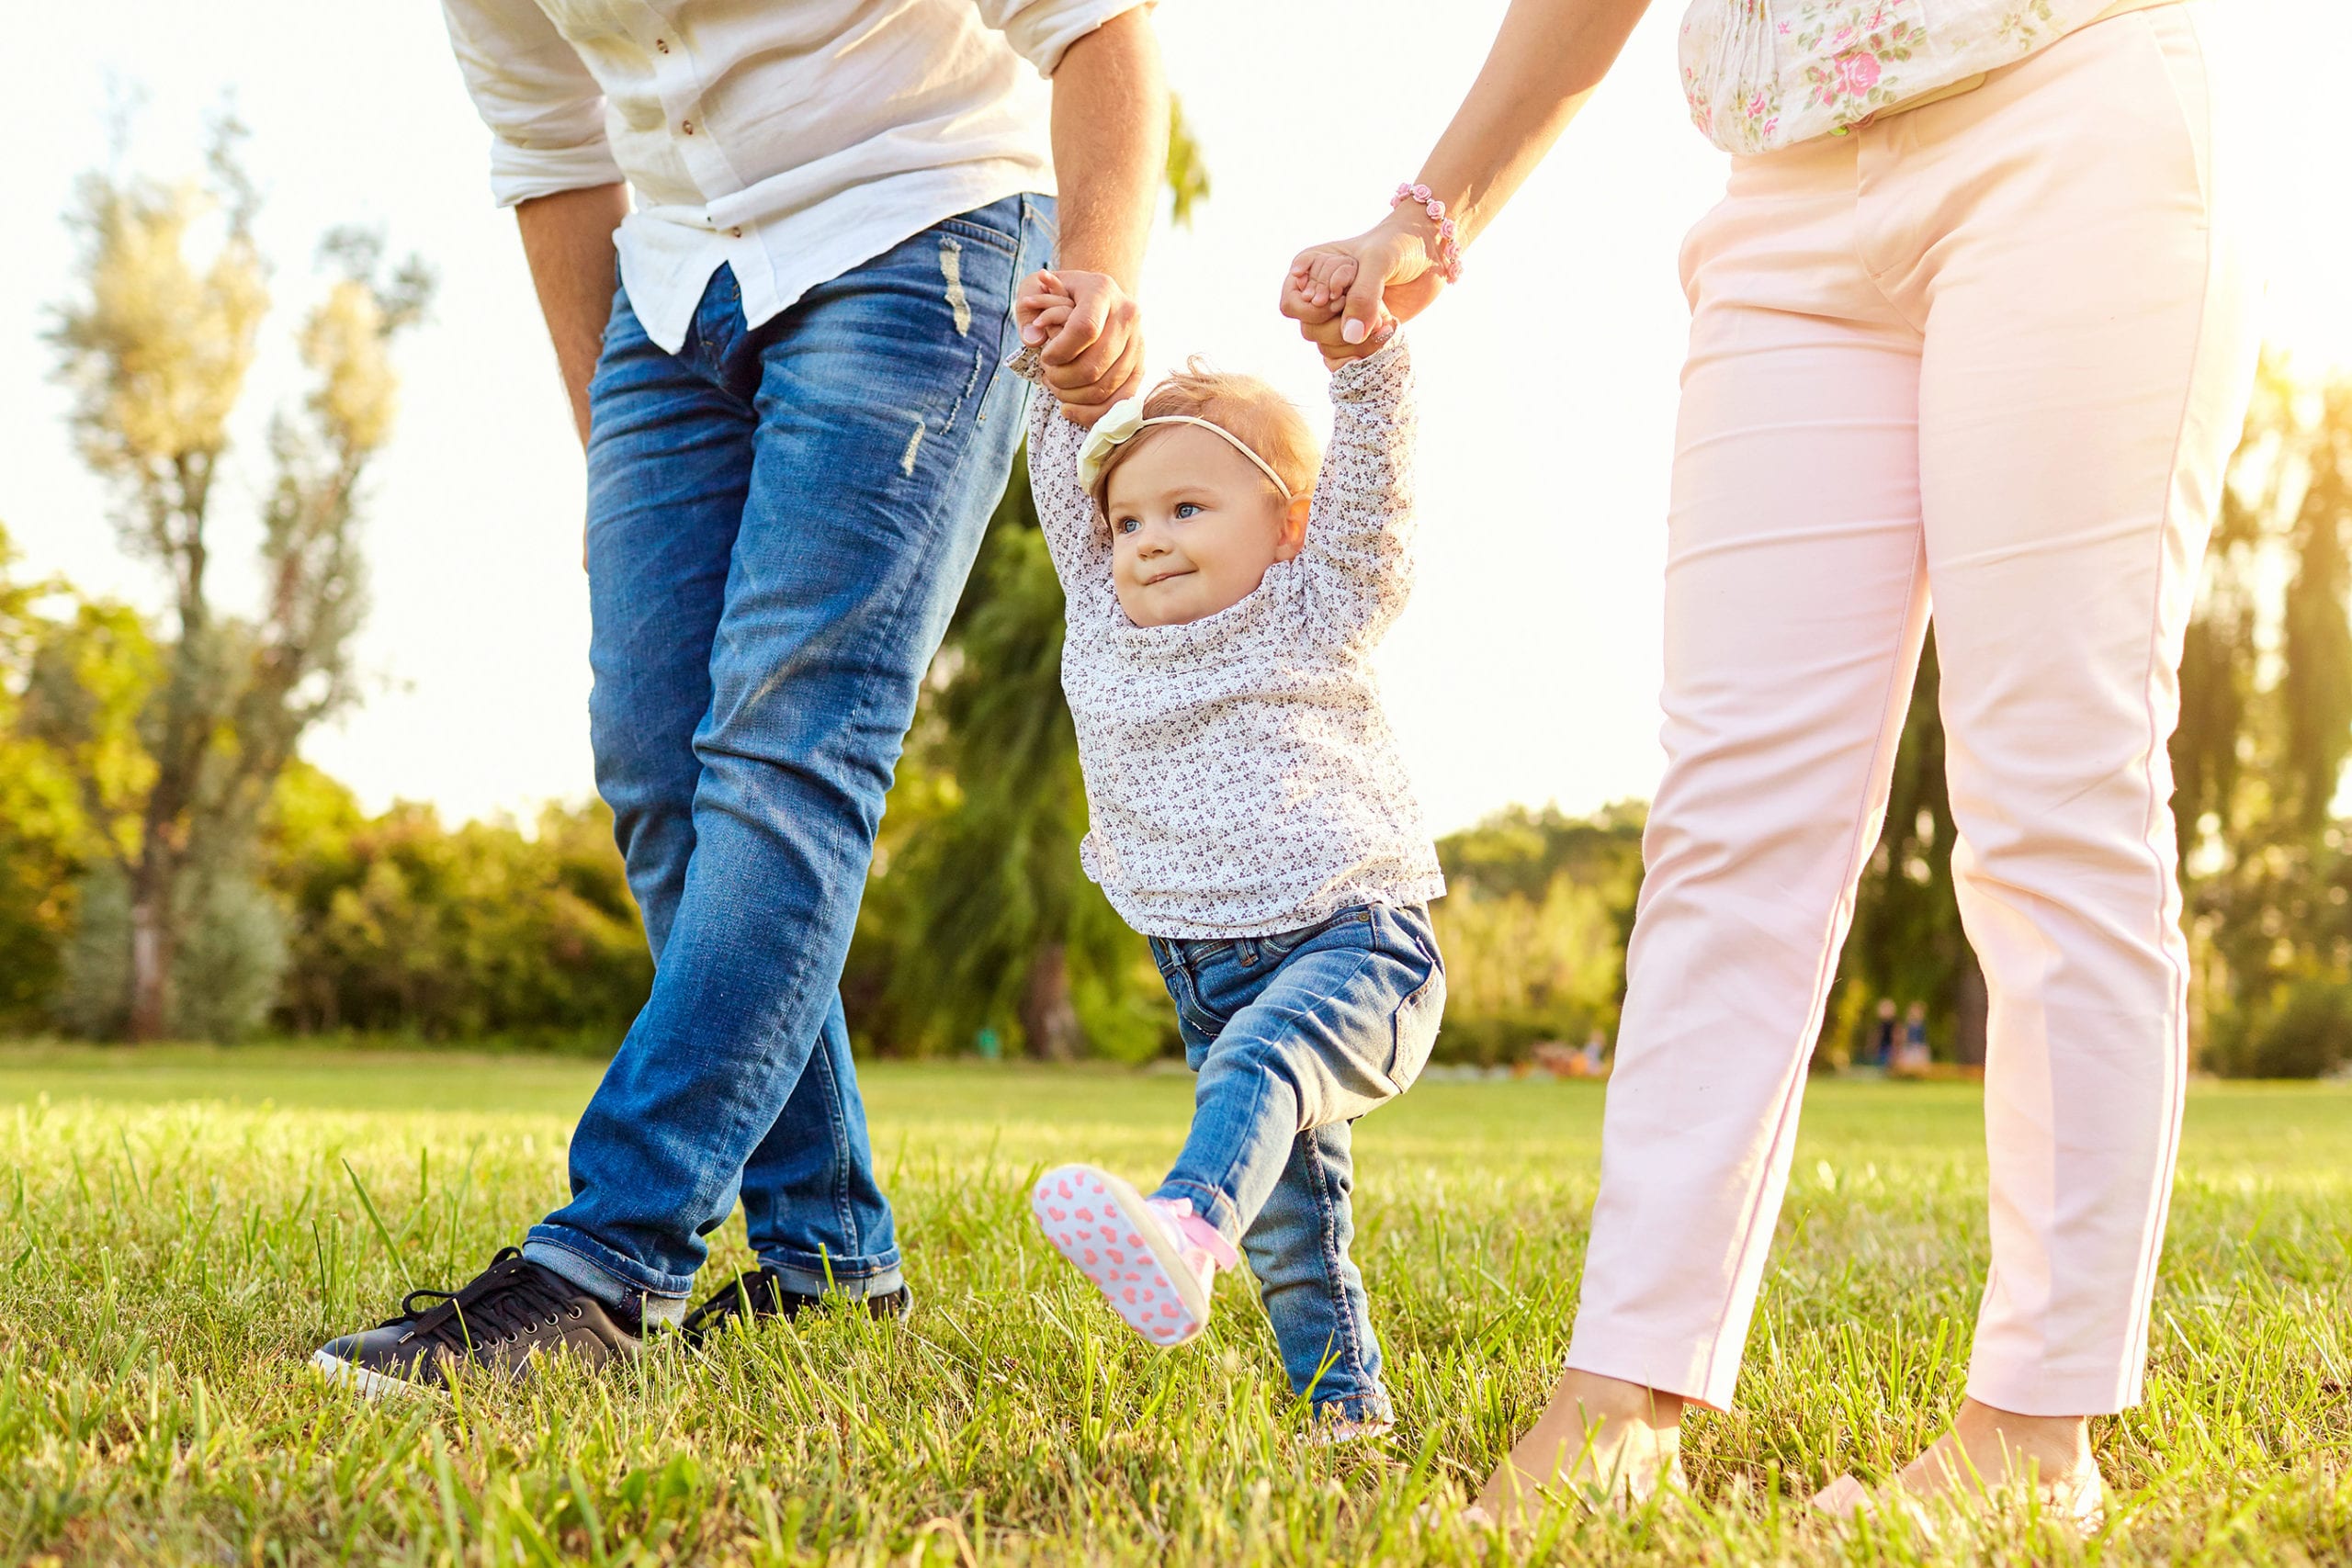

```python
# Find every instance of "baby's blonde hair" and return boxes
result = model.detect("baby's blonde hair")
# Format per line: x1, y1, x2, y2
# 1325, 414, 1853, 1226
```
1090, 359, 1321, 513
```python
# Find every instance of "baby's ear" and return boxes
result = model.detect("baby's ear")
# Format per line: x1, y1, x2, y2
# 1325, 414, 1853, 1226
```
1274, 491, 1313, 559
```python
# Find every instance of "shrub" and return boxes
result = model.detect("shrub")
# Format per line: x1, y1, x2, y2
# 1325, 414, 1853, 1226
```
53, 862, 288, 1042
2245, 982, 2352, 1079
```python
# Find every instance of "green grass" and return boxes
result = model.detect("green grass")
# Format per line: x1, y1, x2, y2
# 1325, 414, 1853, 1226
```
1, 1045, 2347, 1565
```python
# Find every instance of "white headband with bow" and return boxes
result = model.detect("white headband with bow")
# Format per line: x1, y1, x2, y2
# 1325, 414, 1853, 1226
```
1077, 397, 1295, 502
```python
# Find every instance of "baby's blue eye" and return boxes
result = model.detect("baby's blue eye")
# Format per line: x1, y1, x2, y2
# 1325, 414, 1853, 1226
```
1173, 502, 1200, 519
1115, 516, 1140, 535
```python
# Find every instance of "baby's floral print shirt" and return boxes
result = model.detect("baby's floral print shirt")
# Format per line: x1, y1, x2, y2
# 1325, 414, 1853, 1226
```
1014, 338, 1445, 941
1680, 0, 2112, 153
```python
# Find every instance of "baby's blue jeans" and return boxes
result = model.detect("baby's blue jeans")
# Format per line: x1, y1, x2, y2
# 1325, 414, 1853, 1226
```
1148, 902, 1445, 1424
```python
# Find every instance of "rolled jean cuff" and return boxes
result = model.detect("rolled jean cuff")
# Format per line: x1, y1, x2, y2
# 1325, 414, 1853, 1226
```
753, 1246, 904, 1302
524, 1227, 695, 1325
1150, 1178, 1244, 1247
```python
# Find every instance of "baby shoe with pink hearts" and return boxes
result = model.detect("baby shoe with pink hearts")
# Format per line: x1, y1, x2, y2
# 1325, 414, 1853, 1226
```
1032, 1164, 1238, 1347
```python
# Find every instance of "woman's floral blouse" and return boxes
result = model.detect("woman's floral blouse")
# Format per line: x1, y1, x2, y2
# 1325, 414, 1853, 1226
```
1679, 0, 2115, 153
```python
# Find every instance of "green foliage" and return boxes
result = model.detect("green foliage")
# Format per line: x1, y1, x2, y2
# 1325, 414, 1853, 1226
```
1437, 798, 1647, 905
54, 859, 288, 1042
1165, 96, 1211, 230
2170, 360, 2352, 1073
2239, 980, 2352, 1080
27, 760, 650, 1047
1826, 632, 1985, 1067
0, 528, 95, 1028
0, 766, 82, 1028
1430, 803, 1645, 1064
265, 767, 651, 1045
2, 1048, 2348, 1563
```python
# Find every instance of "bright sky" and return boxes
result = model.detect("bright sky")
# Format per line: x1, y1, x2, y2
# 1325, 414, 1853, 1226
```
4, 3, 2346, 834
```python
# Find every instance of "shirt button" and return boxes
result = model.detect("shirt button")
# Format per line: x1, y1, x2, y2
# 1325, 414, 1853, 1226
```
727, 226, 742, 238
680, 119, 695, 135
654, 37, 671, 52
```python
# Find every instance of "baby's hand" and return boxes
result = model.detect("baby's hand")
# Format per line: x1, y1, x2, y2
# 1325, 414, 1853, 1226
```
1283, 249, 1396, 371
1286, 251, 1359, 321
1015, 269, 1076, 346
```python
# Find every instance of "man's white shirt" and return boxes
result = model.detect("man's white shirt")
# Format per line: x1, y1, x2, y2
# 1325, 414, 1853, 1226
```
440, 0, 1145, 353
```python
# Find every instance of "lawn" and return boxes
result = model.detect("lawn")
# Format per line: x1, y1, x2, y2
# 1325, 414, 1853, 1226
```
1, 1045, 2346, 1565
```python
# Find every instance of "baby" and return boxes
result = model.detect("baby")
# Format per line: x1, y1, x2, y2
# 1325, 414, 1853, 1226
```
1011, 272, 1445, 1438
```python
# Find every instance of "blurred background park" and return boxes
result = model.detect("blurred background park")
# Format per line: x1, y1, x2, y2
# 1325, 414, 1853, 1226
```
6, 0, 2352, 1080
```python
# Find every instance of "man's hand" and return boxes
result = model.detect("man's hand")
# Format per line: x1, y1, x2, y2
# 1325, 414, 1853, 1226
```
1020, 267, 1144, 427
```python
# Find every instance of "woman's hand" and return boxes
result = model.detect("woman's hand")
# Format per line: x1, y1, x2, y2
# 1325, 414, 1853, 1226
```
1281, 210, 1449, 367
1274, 0, 1653, 366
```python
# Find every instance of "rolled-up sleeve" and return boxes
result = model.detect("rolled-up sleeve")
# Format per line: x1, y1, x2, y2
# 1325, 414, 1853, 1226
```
974, 0, 1153, 77
441, 0, 625, 206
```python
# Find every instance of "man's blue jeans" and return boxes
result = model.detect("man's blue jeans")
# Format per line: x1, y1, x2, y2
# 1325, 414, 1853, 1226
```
1148, 903, 1446, 1424
523, 196, 1054, 1319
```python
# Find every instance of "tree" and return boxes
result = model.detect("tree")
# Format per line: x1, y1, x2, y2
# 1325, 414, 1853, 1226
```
2175, 357, 2352, 844
264, 767, 651, 1044
1164, 96, 1210, 229
2170, 359, 2352, 1073
36, 115, 433, 1040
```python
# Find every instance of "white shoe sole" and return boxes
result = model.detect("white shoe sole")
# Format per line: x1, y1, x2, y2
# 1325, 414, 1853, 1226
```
1301, 1416, 1396, 1449
1032, 1164, 1208, 1347
311, 1348, 437, 1400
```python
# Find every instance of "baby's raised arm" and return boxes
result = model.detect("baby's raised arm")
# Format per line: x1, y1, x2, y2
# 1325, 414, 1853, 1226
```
1298, 336, 1419, 646
1010, 277, 1118, 607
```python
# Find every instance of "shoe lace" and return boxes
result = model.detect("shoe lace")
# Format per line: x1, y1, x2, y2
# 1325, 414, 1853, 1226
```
386, 1247, 584, 1354
679, 1269, 786, 1338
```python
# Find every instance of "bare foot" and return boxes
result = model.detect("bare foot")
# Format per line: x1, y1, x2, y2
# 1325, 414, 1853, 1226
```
1814, 1398, 2101, 1527
1468, 1370, 1687, 1531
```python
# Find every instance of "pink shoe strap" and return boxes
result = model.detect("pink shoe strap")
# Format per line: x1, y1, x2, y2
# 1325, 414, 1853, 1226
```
1145, 1197, 1238, 1271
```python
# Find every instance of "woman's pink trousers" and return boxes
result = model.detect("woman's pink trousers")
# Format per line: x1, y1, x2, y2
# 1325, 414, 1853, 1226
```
1568, 3, 2257, 1416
